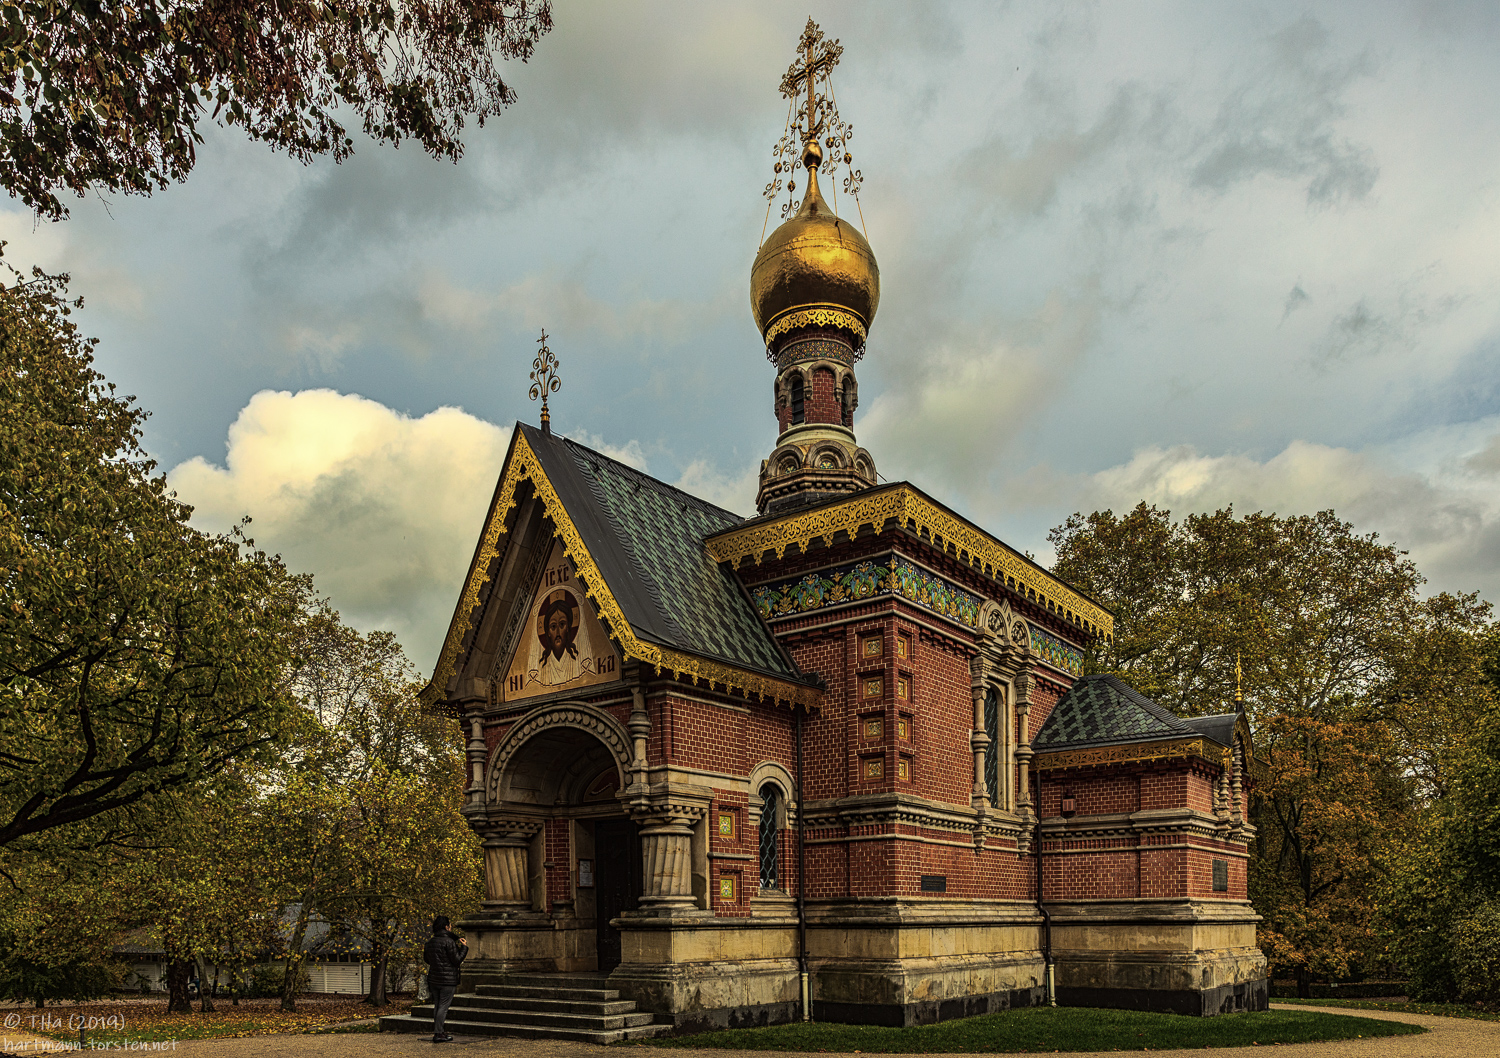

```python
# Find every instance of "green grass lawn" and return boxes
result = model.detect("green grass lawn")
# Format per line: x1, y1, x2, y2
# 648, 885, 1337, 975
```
1274, 997, 1500, 1022
635, 1006, 1424, 1052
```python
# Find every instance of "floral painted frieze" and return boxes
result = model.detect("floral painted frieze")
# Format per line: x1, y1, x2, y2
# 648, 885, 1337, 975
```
750, 556, 981, 631
1026, 624, 1084, 676
748, 556, 1085, 677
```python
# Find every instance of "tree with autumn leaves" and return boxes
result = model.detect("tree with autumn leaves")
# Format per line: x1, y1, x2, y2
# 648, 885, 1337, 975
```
1050, 503, 1499, 997
0, 267, 478, 1009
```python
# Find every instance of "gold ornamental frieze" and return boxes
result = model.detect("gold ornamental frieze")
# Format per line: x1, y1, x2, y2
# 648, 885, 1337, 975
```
1034, 737, 1218, 772
427, 432, 821, 710
764, 306, 868, 348
705, 485, 1113, 636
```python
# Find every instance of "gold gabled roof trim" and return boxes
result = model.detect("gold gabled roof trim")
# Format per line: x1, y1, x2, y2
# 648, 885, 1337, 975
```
705, 486, 1113, 636
1035, 737, 1223, 772
426, 431, 820, 709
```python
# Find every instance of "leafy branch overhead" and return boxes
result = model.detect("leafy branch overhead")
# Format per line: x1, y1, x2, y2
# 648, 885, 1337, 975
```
0, 264, 308, 847
0, 0, 554, 219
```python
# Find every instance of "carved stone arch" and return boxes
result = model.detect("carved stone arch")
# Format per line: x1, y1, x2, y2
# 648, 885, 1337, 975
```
747, 761, 796, 825
1012, 620, 1032, 653
808, 442, 849, 470
767, 442, 807, 477
486, 701, 632, 804
979, 599, 1010, 646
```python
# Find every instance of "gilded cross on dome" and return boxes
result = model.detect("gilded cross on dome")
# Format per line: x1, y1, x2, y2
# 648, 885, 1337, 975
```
763, 19, 863, 222
780, 19, 843, 151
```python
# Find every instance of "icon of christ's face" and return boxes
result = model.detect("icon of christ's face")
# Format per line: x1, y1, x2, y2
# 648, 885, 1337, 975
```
547, 607, 571, 652
537, 589, 580, 663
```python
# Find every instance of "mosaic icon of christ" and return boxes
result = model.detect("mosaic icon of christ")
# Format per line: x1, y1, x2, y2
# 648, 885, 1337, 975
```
528, 586, 597, 687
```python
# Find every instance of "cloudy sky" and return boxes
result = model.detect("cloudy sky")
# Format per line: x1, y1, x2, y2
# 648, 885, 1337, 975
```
7, 1, 1500, 668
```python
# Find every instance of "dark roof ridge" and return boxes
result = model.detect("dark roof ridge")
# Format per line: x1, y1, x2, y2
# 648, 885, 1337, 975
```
556, 430, 747, 524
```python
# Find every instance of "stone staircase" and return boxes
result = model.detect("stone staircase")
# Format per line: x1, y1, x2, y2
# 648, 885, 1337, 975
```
378, 973, 673, 1043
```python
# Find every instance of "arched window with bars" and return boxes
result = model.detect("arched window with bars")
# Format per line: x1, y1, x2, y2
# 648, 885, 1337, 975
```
984, 687, 1000, 807
789, 374, 805, 425
758, 783, 782, 891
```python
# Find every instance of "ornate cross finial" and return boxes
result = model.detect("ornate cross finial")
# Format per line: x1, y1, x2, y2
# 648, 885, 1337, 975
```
1234, 651, 1243, 706
529, 330, 560, 435
763, 19, 863, 226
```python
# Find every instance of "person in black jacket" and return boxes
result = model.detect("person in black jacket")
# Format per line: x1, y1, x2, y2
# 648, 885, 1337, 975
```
422, 915, 468, 1042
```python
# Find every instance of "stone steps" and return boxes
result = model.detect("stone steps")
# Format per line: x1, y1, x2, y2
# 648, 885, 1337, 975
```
378, 1014, 669, 1043
378, 975, 672, 1043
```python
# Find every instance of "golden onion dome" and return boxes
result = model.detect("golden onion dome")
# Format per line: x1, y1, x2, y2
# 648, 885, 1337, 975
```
751, 148, 879, 349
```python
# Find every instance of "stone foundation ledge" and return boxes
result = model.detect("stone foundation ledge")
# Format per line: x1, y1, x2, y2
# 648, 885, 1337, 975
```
608, 957, 802, 1029
1044, 898, 1262, 922
811, 952, 1047, 1027
1053, 947, 1268, 1017
806, 897, 1046, 928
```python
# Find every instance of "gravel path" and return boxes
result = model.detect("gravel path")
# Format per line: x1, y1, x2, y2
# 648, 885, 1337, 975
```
7, 1003, 1494, 1057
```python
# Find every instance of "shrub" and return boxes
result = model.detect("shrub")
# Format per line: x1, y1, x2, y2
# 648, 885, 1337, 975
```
0, 947, 121, 1006
1451, 901, 1500, 1004
246, 962, 309, 999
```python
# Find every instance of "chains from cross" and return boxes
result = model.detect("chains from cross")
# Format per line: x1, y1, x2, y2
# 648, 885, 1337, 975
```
762, 18, 863, 221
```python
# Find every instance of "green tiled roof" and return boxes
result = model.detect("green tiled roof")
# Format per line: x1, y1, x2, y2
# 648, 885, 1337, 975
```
1035, 674, 1197, 749
520, 424, 800, 683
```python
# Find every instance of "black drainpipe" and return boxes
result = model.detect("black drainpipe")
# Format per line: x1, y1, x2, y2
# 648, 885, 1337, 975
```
796, 704, 810, 1021
1035, 767, 1055, 1007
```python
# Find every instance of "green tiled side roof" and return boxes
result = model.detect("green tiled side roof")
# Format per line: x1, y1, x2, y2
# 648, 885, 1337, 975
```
1035, 674, 1195, 749
520, 424, 800, 682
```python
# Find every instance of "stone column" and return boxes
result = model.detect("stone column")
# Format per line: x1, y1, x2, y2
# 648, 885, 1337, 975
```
1230, 740, 1245, 830
480, 820, 541, 911
626, 666, 651, 787
465, 715, 488, 809
1013, 670, 1035, 822
452, 677, 490, 811
635, 804, 704, 914
970, 655, 991, 810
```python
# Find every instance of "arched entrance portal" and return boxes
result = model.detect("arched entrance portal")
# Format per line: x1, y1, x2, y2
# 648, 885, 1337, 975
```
480, 704, 640, 972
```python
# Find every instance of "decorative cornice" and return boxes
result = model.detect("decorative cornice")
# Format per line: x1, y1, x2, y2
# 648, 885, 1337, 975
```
765, 306, 867, 348
1035, 737, 1222, 772
706, 485, 1113, 636
427, 431, 821, 709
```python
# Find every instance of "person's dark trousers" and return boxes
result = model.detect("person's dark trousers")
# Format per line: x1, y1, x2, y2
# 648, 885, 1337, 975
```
432, 984, 458, 1039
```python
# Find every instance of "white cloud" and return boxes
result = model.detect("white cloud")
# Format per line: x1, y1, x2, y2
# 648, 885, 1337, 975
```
1071, 438, 1500, 601
673, 459, 760, 517
168, 390, 510, 669
565, 429, 649, 471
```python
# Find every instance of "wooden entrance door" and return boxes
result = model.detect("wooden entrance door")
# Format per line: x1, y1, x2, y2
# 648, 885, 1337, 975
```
593, 819, 642, 972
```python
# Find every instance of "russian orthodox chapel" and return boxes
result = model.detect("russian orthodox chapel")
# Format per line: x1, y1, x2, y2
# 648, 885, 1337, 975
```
422, 21, 1267, 1031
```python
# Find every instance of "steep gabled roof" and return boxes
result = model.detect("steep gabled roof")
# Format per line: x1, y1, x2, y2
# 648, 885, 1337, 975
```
521, 424, 798, 682
1034, 674, 1198, 749
427, 423, 813, 708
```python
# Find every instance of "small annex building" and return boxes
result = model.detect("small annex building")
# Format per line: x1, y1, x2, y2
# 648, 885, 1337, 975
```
421, 21, 1267, 1032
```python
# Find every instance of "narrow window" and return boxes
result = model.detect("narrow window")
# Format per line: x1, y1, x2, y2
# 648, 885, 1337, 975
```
758, 783, 781, 890
790, 375, 805, 425
984, 688, 1000, 807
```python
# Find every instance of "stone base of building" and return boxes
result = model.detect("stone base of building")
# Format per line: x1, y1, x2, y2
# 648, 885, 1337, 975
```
815, 984, 1046, 1027
455, 898, 1267, 1031
1048, 899, 1269, 1017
